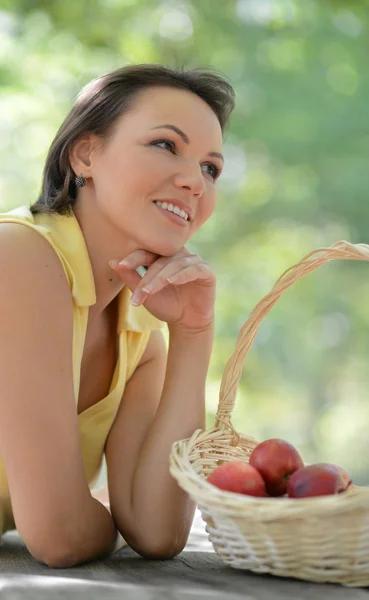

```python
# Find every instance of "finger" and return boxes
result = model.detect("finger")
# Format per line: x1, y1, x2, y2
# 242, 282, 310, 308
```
127, 249, 195, 304
131, 262, 213, 306
124, 256, 174, 305
141, 262, 212, 299
111, 265, 142, 294
138, 255, 202, 294
166, 263, 215, 285
110, 250, 160, 272
111, 248, 196, 306
109, 251, 161, 294
110, 249, 184, 292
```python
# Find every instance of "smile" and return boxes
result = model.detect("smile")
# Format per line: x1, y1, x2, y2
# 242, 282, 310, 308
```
154, 201, 189, 221
153, 202, 190, 227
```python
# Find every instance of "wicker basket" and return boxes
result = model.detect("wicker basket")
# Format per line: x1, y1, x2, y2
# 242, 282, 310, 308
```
170, 240, 369, 587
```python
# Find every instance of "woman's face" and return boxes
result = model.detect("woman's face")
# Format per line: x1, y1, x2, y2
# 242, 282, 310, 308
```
88, 86, 224, 256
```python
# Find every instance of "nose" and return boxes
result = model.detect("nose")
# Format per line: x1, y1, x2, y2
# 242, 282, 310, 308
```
173, 160, 205, 197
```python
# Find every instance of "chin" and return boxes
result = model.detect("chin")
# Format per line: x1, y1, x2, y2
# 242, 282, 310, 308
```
146, 239, 187, 258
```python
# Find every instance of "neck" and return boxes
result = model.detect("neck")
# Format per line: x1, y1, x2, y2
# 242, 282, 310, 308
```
72, 195, 135, 322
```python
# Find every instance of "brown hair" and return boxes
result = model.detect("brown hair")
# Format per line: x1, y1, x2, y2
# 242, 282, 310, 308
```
30, 64, 235, 217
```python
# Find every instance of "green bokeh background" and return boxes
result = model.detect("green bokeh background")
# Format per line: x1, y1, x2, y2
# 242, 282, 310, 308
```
1, 0, 368, 484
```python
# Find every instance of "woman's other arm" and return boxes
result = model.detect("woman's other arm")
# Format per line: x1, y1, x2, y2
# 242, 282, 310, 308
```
0, 224, 117, 567
105, 323, 213, 559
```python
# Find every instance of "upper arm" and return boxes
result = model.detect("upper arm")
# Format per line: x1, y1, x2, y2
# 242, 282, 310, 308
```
105, 329, 167, 518
0, 225, 93, 560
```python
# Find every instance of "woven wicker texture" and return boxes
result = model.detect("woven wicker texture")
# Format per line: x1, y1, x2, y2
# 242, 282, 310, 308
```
170, 241, 369, 587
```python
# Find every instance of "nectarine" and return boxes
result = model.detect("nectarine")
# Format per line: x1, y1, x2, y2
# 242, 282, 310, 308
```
207, 461, 267, 497
287, 463, 352, 498
249, 438, 304, 496
314, 463, 352, 491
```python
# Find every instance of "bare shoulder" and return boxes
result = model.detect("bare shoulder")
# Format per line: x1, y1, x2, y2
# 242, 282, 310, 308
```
0, 220, 68, 275
0, 218, 73, 336
0, 220, 73, 345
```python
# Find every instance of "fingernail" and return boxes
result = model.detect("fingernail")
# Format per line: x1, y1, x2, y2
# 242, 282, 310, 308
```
109, 260, 119, 269
119, 258, 131, 266
131, 290, 142, 306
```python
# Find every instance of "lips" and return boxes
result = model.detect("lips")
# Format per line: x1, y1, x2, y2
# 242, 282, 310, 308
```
153, 199, 194, 222
153, 202, 189, 227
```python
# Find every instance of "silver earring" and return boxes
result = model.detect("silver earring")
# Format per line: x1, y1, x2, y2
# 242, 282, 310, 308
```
75, 174, 86, 187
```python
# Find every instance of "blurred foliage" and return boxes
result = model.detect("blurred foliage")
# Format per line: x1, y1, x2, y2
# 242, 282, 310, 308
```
1, 0, 369, 484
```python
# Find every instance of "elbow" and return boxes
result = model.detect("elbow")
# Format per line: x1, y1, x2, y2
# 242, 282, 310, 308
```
40, 551, 81, 569
113, 513, 189, 560
22, 526, 85, 569
29, 542, 82, 569
128, 535, 186, 561
135, 544, 183, 561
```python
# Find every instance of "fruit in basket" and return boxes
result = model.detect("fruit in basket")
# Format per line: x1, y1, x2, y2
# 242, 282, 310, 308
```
316, 463, 352, 490
249, 438, 304, 496
207, 461, 267, 497
287, 463, 352, 498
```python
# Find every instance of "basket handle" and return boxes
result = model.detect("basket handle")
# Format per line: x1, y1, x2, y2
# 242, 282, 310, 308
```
215, 240, 369, 435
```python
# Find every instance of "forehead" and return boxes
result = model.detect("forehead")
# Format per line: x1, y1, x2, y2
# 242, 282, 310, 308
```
118, 86, 223, 147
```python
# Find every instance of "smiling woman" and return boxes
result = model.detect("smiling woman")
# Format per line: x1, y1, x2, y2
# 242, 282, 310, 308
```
0, 64, 235, 567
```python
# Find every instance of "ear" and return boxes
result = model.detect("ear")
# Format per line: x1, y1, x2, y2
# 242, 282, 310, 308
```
69, 134, 101, 179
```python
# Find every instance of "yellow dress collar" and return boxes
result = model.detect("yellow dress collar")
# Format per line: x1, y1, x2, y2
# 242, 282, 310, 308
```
7, 205, 163, 333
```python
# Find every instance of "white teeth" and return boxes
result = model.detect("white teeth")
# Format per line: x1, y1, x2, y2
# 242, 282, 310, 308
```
154, 201, 189, 221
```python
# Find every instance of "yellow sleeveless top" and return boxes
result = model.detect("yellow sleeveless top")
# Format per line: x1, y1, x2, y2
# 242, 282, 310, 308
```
0, 205, 164, 535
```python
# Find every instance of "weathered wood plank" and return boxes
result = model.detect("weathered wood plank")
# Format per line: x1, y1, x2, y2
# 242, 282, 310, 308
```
0, 510, 368, 599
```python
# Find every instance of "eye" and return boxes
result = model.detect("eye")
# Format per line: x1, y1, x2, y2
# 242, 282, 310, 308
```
151, 139, 176, 153
202, 163, 221, 181
150, 139, 221, 181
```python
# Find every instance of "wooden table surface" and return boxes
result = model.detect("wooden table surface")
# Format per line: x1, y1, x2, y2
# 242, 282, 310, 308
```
1, 509, 369, 599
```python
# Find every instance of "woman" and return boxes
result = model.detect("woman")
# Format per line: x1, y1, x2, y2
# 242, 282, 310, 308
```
0, 64, 235, 567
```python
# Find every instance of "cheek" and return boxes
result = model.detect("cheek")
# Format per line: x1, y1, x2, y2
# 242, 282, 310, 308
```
103, 148, 168, 186
201, 187, 217, 221
191, 188, 216, 235
93, 152, 137, 196
93, 150, 123, 188
92, 147, 179, 208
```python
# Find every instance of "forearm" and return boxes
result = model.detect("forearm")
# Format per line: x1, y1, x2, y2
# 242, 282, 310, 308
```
129, 323, 214, 556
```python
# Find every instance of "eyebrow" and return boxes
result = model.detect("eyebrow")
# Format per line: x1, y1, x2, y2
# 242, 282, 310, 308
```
150, 124, 224, 163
